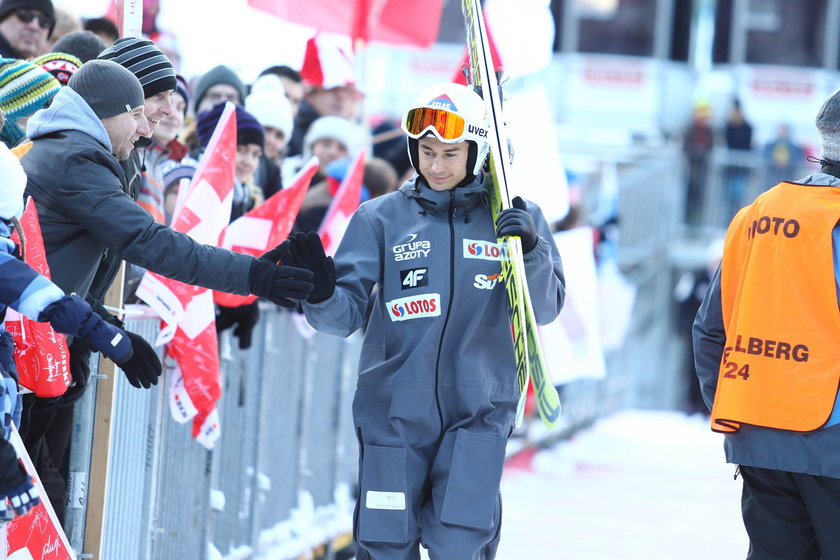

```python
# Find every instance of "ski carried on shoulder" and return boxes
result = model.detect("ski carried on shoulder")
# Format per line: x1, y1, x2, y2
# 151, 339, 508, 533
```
461, 0, 561, 429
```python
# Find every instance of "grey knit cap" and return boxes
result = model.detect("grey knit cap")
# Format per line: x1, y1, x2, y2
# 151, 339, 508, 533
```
193, 65, 245, 113
68, 59, 144, 119
816, 88, 840, 161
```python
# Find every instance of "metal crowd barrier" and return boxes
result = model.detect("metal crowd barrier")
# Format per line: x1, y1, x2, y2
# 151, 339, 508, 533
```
65, 307, 361, 560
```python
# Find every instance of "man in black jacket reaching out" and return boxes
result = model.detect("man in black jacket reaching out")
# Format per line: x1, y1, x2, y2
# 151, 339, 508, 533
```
18, 59, 312, 521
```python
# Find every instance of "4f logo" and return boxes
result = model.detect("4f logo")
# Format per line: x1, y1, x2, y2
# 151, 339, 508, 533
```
400, 268, 428, 289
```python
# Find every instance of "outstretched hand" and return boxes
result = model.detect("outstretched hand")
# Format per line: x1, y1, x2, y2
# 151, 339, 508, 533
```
281, 232, 336, 304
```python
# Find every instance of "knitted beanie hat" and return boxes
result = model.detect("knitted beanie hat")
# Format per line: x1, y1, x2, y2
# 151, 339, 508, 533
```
817, 88, 840, 161
98, 36, 177, 100
0, 57, 60, 147
302, 115, 362, 160
0, 0, 54, 35
174, 74, 189, 112
30, 51, 81, 86
68, 59, 144, 119
160, 156, 198, 191
245, 75, 293, 141
51, 30, 106, 63
196, 102, 264, 149
193, 65, 245, 113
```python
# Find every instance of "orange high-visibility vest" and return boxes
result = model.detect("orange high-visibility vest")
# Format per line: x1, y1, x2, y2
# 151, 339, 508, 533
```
713, 182, 840, 433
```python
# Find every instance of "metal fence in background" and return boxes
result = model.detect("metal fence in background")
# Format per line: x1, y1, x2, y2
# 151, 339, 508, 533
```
63, 309, 361, 560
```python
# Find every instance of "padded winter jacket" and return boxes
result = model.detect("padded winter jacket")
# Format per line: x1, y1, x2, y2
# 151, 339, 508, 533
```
304, 174, 565, 436
19, 86, 254, 302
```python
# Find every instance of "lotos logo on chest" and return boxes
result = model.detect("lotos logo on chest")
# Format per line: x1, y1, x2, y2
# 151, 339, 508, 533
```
463, 239, 503, 261
387, 293, 441, 322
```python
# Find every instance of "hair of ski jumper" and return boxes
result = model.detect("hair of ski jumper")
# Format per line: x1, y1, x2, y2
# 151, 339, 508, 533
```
817, 88, 840, 162
404, 82, 490, 186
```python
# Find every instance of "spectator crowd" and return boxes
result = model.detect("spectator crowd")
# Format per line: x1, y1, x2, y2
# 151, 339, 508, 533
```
0, 0, 409, 529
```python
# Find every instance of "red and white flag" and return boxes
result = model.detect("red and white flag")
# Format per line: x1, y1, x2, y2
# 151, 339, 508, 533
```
136, 103, 237, 449
319, 150, 366, 257
7, 198, 71, 397
214, 157, 320, 308
4, 425, 75, 560
248, 0, 444, 49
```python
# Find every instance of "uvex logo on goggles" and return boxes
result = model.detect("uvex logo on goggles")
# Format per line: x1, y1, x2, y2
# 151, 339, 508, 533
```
402, 107, 489, 143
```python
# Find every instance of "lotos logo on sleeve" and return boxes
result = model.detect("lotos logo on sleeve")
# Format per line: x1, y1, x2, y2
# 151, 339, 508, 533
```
387, 293, 441, 322
464, 239, 503, 261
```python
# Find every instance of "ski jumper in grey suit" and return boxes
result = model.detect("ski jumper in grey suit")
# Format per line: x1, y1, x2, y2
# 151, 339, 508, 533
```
303, 173, 565, 559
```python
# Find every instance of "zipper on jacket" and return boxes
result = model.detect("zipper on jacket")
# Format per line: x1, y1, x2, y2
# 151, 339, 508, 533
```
433, 191, 458, 438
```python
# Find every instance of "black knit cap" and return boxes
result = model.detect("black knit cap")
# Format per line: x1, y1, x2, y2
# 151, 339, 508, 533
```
0, 0, 54, 35
98, 36, 177, 100
196, 102, 264, 149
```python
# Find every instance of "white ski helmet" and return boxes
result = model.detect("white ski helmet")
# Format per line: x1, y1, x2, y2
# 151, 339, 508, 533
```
401, 82, 491, 179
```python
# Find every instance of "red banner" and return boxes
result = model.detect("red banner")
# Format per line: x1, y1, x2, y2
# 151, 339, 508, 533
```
4, 425, 75, 559
247, 0, 444, 49
7, 198, 70, 398
319, 151, 365, 256
136, 103, 237, 449
214, 158, 320, 308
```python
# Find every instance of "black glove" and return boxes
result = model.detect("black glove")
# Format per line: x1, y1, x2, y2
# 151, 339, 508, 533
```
496, 196, 538, 253
248, 246, 314, 308
281, 232, 336, 303
216, 302, 260, 349
0, 440, 38, 520
119, 332, 162, 389
38, 295, 133, 364
61, 338, 93, 405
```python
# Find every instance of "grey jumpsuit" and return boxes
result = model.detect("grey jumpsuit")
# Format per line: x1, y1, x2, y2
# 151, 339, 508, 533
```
304, 173, 565, 559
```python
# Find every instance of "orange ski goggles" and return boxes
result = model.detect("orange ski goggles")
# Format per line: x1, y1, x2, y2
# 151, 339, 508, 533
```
402, 107, 466, 143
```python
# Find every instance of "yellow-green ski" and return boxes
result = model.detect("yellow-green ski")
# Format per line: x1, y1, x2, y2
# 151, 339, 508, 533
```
462, 0, 561, 429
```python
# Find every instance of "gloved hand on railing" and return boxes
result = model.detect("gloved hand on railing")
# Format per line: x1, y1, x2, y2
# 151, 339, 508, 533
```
0, 440, 38, 521
37, 294, 132, 363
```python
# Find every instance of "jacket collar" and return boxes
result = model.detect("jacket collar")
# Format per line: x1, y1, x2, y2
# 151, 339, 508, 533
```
399, 173, 488, 222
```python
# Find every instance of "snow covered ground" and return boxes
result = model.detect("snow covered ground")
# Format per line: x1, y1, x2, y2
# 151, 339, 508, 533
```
492, 410, 748, 559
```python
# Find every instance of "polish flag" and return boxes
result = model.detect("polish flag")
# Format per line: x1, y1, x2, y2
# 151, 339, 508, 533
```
136, 103, 236, 449
214, 157, 320, 308
319, 150, 365, 257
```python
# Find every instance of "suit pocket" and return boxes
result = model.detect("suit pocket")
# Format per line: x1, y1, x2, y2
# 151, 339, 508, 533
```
440, 428, 506, 529
357, 443, 410, 544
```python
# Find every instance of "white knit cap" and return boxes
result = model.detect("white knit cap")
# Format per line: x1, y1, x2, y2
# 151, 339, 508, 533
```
245, 80, 294, 142
0, 143, 26, 220
303, 116, 367, 160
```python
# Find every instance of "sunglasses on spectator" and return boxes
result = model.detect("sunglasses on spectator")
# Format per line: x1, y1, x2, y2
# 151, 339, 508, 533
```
14, 9, 53, 30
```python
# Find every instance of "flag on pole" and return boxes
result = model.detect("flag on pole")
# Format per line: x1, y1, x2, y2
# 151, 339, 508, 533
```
247, 0, 444, 49
136, 103, 237, 449
214, 157, 320, 308
319, 151, 365, 257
